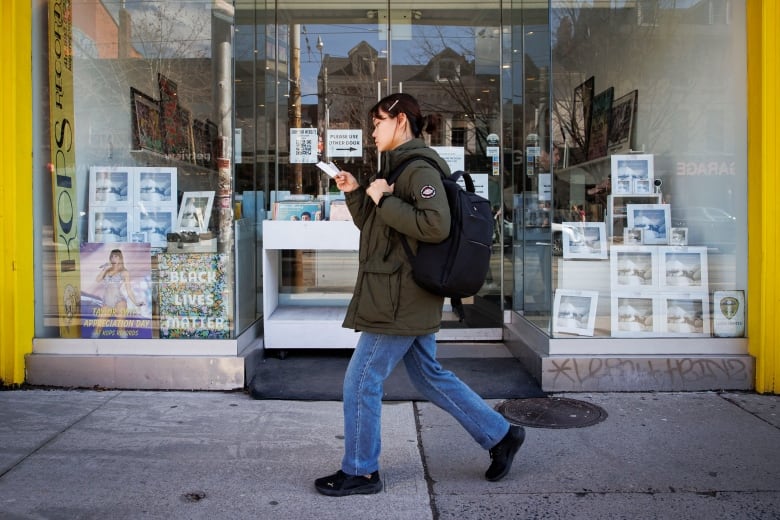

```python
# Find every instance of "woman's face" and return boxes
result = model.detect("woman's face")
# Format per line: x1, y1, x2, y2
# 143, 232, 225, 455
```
371, 109, 407, 152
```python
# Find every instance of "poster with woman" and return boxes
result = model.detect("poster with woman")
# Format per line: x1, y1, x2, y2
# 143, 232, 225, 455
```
80, 243, 153, 339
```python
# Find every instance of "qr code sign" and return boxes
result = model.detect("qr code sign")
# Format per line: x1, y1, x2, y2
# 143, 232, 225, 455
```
290, 128, 318, 163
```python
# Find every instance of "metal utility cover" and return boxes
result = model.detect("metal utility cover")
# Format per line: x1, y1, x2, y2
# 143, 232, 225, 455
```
496, 397, 608, 429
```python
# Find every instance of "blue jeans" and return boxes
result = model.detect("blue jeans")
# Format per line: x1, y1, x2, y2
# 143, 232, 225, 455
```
341, 332, 510, 475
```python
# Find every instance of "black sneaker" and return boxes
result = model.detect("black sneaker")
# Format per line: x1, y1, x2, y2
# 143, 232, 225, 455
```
314, 470, 383, 497
485, 425, 526, 482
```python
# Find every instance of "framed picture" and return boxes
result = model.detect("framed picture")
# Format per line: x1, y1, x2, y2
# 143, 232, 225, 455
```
611, 292, 659, 337
177, 191, 215, 232
571, 76, 594, 163
136, 167, 177, 206
562, 222, 607, 259
607, 194, 661, 239
89, 209, 131, 243
659, 292, 710, 337
89, 166, 132, 206
659, 246, 708, 290
610, 245, 658, 288
623, 227, 644, 245
553, 289, 599, 336
136, 207, 176, 248
669, 227, 688, 246
611, 154, 654, 195
586, 86, 614, 161
130, 87, 163, 154
626, 203, 671, 245
607, 90, 638, 154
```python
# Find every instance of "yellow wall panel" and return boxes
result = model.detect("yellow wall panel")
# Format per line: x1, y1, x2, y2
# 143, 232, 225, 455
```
0, 2, 34, 385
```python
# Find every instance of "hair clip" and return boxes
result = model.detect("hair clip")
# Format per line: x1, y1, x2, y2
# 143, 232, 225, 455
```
387, 99, 399, 111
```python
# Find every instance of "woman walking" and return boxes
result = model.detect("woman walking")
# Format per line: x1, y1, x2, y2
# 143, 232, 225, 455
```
314, 93, 525, 497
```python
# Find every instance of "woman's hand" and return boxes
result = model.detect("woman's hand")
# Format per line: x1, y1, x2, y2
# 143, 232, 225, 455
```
367, 178, 393, 205
334, 171, 359, 193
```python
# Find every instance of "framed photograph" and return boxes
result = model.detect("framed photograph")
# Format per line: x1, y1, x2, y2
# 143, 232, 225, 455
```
177, 191, 215, 232
607, 194, 661, 239
669, 227, 688, 246
136, 167, 177, 206
623, 227, 644, 245
562, 222, 607, 259
571, 76, 594, 163
586, 86, 614, 161
130, 87, 163, 153
607, 89, 638, 154
610, 245, 658, 288
89, 209, 131, 243
553, 289, 599, 336
611, 154, 654, 196
659, 292, 710, 337
89, 166, 132, 206
626, 203, 671, 245
611, 292, 659, 337
136, 207, 176, 248
659, 246, 708, 290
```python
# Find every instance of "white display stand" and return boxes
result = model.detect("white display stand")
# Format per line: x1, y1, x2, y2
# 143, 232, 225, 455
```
262, 220, 360, 349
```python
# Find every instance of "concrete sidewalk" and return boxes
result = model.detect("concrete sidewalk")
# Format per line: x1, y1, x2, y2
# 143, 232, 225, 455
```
1, 389, 779, 519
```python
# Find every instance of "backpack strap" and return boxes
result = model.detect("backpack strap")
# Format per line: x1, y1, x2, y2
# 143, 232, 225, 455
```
383, 155, 472, 269
385, 156, 476, 193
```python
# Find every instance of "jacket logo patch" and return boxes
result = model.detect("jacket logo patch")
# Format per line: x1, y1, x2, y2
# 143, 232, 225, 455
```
420, 185, 436, 199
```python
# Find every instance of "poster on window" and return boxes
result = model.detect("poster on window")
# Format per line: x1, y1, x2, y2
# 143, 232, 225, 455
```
157, 253, 231, 338
80, 243, 153, 339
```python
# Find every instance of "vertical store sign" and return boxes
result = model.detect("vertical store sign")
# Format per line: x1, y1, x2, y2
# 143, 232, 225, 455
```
48, 0, 81, 337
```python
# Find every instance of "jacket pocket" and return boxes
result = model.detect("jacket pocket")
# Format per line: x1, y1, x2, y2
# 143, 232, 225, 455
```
356, 260, 403, 325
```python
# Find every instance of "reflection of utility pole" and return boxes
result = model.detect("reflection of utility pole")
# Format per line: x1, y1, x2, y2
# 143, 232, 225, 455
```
290, 25, 303, 195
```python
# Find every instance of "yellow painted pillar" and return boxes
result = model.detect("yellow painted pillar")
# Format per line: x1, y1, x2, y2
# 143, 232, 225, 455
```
0, 1, 34, 385
747, 0, 780, 393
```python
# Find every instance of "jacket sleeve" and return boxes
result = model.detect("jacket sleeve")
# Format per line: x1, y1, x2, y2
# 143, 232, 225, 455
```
377, 163, 450, 243
344, 185, 373, 230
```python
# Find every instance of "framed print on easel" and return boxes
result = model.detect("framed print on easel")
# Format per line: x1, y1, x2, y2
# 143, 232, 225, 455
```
177, 191, 215, 232
553, 289, 599, 337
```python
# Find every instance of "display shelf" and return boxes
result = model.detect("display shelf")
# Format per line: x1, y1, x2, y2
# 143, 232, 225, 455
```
262, 220, 360, 350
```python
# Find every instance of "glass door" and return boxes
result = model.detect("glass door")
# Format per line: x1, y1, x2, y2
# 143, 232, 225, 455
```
237, 0, 505, 340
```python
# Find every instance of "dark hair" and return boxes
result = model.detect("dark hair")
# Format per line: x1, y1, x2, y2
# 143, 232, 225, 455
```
369, 93, 432, 138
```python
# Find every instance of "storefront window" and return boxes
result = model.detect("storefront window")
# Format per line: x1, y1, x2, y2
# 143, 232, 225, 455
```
525, 1, 748, 340
35, 0, 244, 340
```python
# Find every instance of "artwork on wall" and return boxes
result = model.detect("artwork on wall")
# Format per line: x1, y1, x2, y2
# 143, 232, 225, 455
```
586, 86, 614, 161
571, 76, 594, 163
130, 87, 163, 154
607, 90, 638, 154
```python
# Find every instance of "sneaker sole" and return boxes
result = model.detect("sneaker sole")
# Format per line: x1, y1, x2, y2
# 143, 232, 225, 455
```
315, 481, 383, 497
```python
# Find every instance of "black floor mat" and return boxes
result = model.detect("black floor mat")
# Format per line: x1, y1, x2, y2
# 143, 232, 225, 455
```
248, 350, 546, 401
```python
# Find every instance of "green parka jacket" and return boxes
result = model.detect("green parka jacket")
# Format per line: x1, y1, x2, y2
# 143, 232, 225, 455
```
342, 139, 451, 336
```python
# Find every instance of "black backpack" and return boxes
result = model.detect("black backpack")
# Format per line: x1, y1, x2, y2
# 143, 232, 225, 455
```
385, 156, 494, 300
